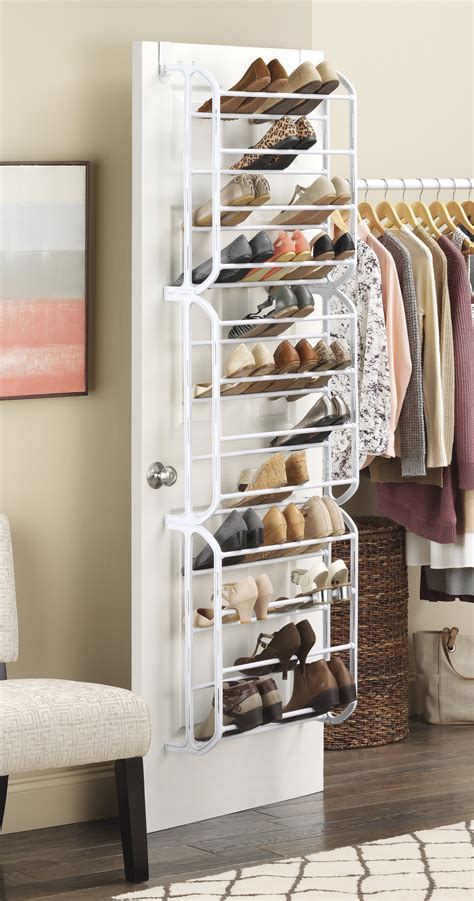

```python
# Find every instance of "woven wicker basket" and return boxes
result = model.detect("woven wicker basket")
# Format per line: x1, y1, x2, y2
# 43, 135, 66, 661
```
325, 516, 409, 750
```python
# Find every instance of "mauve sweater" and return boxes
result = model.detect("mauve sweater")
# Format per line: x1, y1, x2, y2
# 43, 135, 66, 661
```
376, 239, 474, 543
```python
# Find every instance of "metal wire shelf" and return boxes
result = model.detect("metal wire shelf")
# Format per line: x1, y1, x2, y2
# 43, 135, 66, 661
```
160, 52, 359, 755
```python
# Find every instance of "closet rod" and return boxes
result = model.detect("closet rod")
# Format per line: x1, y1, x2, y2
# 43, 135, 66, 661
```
357, 178, 473, 191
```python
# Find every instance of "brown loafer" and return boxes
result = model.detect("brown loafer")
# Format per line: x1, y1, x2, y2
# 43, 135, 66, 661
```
198, 57, 270, 114
269, 338, 319, 398
237, 59, 289, 115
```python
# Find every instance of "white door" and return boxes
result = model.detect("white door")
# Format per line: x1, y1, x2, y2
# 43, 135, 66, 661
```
132, 40, 326, 832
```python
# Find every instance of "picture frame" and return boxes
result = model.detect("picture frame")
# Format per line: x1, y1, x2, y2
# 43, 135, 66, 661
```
0, 161, 90, 400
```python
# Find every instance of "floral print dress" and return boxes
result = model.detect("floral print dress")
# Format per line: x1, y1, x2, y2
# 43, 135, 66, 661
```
328, 239, 391, 480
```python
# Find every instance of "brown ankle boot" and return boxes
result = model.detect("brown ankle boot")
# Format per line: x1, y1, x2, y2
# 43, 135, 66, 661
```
255, 677, 283, 723
195, 681, 263, 741
284, 660, 339, 715
327, 656, 357, 704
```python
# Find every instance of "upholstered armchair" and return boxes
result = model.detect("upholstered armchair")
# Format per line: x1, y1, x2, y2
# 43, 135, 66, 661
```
0, 515, 151, 883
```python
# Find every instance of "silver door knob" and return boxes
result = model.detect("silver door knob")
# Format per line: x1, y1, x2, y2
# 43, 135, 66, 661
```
146, 462, 178, 489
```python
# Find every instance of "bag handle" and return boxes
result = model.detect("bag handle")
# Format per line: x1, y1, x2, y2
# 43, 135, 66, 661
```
441, 627, 474, 680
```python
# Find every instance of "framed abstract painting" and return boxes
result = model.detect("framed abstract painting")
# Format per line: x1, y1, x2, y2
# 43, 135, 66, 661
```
0, 162, 89, 400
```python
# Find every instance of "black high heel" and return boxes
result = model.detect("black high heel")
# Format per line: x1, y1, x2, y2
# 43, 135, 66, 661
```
243, 508, 264, 548
193, 511, 248, 571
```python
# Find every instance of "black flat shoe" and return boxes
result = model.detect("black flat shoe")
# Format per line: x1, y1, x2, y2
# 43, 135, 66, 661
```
193, 510, 248, 571
333, 232, 355, 260
311, 233, 335, 261
174, 235, 252, 286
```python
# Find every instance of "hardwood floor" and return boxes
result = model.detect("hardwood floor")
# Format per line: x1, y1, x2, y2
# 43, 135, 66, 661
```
0, 719, 472, 900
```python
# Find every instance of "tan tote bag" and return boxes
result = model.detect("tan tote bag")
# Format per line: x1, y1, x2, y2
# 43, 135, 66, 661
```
413, 627, 474, 724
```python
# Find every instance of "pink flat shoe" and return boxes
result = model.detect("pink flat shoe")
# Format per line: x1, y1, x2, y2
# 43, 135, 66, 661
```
243, 231, 296, 283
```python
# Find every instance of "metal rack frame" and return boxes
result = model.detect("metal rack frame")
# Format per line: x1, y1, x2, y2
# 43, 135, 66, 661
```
159, 48, 359, 755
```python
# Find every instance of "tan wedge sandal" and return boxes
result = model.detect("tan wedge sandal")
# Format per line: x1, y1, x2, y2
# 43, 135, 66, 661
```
226, 452, 288, 509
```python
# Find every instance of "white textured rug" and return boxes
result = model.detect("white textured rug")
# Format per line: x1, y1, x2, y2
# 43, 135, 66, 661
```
114, 820, 473, 900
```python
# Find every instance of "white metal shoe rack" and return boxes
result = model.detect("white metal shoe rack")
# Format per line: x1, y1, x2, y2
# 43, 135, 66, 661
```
160, 45, 359, 755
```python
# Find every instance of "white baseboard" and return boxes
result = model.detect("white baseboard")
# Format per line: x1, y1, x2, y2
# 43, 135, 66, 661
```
2, 763, 117, 834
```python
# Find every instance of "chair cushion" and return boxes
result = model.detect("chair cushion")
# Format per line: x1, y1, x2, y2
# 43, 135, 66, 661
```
0, 679, 151, 775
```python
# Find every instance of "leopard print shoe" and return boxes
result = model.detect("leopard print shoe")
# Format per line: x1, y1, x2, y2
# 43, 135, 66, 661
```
230, 116, 299, 171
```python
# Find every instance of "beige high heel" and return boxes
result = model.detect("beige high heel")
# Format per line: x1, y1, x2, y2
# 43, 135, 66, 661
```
254, 573, 273, 620
264, 503, 304, 560
320, 496, 345, 535
220, 577, 259, 624
249, 507, 287, 562
302, 496, 333, 552
283, 503, 305, 554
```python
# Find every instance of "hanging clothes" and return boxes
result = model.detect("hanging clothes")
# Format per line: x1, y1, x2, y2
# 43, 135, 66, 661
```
420, 566, 474, 603
406, 490, 474, 566
377, 239, 474, 544
452, 226, 472, 285
358, 221, 412, 457
413, 226, 455, 464
394, 226, 447, 469
328, 239, 390, 480
377, 232, 425, 477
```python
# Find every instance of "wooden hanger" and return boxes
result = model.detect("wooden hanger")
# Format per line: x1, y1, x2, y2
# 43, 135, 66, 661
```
330, 209, 350, 233
410, 180, 443, 237
358, 201, 385, 235
429, 180, 457, 234
358, 181, 385, 235
376, 200, 403, 228
375, 181, 403, 228
454, 181, 474, 232
395, 180, 419, 227
461, 198, 474, 224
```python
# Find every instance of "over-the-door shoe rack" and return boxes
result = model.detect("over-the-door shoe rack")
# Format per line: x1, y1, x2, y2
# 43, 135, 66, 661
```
161, 44, 359, 755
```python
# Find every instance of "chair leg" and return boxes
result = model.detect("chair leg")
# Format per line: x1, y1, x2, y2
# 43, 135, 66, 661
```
0, 775, 8, 830
115, 757, 149, 883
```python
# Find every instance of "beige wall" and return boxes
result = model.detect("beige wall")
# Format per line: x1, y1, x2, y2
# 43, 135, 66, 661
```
312, 0, 474, 697
0, 0, 312, 831
0, 0, 472, 832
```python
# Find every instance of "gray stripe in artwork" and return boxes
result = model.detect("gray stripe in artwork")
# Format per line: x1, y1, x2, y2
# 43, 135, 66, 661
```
0, 250, 85, 299
0, 201, 85, 253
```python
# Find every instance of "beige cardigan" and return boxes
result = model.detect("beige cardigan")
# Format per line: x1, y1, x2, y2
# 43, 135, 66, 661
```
395, 227, 447, 469
413, 227, 455, 464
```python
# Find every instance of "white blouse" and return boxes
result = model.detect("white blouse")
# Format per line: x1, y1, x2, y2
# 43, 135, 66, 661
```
329, 240, 391, 480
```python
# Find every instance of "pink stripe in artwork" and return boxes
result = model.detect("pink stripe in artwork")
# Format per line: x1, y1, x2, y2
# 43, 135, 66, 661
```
0, 345, 86, 397
0, 299, 85, 348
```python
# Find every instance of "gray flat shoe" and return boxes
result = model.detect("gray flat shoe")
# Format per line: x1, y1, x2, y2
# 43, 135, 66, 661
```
270, 396, 335, 448
228, 286, 299, 340
174, 235, 252, 286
